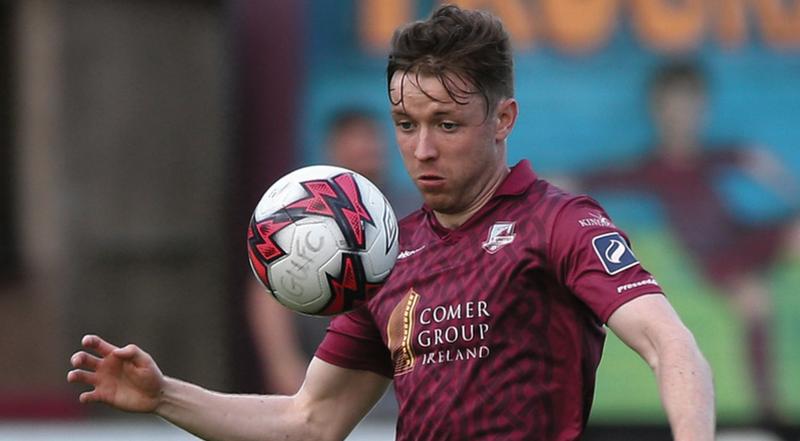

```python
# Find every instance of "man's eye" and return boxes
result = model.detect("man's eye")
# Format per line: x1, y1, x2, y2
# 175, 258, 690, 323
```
440, 122, 458, 131
396, 121, 414, 131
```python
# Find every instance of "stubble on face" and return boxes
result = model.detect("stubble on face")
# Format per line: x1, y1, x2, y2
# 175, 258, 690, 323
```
389, 71, 509, 224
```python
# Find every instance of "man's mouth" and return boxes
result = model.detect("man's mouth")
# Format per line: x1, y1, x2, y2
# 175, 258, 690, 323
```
417, 174, 444, 182
416, 174, 445, 190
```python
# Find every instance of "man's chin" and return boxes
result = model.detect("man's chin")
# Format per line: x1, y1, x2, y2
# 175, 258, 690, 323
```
421, 196, 460, 214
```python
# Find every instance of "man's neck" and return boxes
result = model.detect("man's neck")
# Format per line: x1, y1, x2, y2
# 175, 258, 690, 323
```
433, 165, 510, 230
659, 141, 700, 166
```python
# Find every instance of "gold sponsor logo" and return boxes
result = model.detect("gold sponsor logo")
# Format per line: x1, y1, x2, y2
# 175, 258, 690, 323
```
387, 289, 420, 376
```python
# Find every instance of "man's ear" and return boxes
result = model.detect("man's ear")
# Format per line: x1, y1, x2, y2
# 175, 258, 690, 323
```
494, 98, 518, 142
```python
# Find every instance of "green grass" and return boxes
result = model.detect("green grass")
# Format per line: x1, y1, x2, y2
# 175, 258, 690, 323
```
589, 228, 800, 424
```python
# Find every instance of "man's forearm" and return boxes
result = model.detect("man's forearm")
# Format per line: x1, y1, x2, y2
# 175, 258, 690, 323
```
155, 377, 319, 441
655, 336, 715, 441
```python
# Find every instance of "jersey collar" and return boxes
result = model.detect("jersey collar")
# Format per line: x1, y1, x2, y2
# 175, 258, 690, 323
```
492, 159, 538, 198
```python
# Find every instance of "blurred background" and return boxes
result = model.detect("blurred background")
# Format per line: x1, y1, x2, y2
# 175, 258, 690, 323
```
1, 0, 799, 440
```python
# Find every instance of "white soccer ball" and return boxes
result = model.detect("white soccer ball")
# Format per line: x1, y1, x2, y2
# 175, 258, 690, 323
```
247, 165, 399, 316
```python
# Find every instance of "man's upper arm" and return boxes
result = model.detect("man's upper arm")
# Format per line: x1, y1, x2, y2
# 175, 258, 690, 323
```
548, 197, 665, 323
607, 293, 694, 368
296, 357, 391, 441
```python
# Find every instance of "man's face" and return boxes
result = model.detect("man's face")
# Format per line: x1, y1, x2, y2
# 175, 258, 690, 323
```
329, 120, 386, 184
389, 71, 508, 214
652, 83, 706, 152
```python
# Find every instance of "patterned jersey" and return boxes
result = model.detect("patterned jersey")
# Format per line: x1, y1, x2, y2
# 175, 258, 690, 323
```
316, 160, 664, 440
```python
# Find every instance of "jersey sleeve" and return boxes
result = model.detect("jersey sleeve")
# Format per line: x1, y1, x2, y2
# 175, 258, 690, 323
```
549, 197, 664, 323
314, 305, 394, 379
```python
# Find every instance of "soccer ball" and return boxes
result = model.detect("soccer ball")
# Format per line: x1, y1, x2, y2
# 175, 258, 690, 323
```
247, 165, 399, 316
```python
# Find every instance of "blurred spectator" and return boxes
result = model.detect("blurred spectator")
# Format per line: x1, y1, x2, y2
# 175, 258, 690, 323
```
245, 109, 417, 416
580, 61, 799, 425
324, 108, 420, 218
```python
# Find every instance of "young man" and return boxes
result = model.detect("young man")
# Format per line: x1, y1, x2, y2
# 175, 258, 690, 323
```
68, 6, 715, 440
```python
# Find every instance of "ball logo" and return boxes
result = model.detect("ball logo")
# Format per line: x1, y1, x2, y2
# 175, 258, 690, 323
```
382, 198, 398, 255
592, 232, 639, 275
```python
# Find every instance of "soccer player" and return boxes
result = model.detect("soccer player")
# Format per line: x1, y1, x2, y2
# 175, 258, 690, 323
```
68, 6, 715, 440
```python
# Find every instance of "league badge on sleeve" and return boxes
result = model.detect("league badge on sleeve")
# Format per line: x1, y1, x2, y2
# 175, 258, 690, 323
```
591, 232, 639, 275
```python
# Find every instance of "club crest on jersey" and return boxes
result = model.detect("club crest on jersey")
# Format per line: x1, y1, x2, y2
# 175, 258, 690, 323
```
482, 221, 516, 254
592, 232, 639, 275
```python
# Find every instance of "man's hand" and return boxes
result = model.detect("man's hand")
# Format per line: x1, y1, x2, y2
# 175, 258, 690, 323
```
67, 334, 165, 413
67, 337, 388, 441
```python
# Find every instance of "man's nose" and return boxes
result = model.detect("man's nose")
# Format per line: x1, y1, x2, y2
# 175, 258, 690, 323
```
414, 127, 438, 161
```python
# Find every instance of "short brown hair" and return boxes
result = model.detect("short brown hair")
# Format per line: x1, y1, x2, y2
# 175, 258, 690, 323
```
325, 108, 379, 139
649, 60, 707, 98
387, 5, 514, 115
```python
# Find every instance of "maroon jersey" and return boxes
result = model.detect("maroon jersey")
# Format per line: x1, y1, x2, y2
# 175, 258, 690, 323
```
316, 160, 663, 440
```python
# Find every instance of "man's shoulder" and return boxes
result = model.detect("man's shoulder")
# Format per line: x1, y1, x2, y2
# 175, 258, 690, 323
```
522, 177, 590, 216
512, 178, 616, 238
